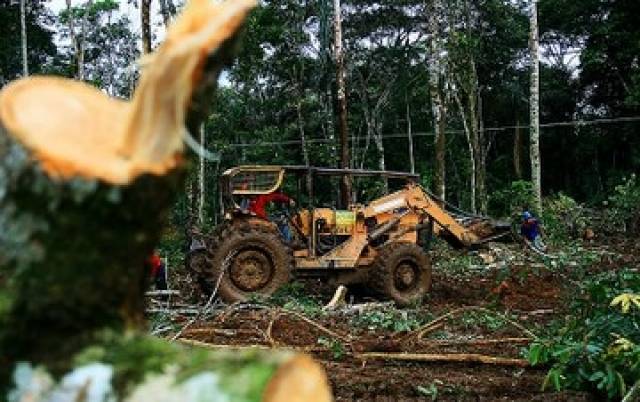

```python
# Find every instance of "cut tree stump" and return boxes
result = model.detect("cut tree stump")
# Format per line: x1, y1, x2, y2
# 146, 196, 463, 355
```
0, 1, 332, 400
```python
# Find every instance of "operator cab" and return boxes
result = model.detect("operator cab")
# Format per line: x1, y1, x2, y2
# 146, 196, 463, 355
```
220, 165, 420, 255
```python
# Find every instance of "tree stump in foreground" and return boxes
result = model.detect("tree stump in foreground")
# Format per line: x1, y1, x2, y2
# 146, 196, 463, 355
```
0, 1, 332, 400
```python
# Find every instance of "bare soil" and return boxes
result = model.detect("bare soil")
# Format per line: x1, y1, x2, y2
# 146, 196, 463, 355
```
165, 240, 639, 401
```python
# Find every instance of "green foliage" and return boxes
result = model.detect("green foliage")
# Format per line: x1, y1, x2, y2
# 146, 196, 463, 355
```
458, 311, 509, 332
541, 193, 587, 243
489, 180, 535, 217
415, 383, 439, 400
0, 2, 58, 82
527, 269, 640, 400
268, 282, 324, 317
317, 337, 345, 360
606, 174, 640, 234
72, 332, 279, 401
350, 309, 428, 333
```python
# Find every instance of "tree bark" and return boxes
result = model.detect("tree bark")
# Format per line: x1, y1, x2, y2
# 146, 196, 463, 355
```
373, 124, 387, 192
296, 97, 313, 194
514, 117, 523, 179
428, 0, 446, 200
197, 123, 206, 225
333, 0, 351, 206
356, 352, 529, 367
65, 0, 79, 79
77, 0, 93, 81
20, 0, 28, 77
452, 86, 476, 213
141, 0, 152, 54
406, 97, 415, 174
529, 0, 542, 214
476, 86, 487, 214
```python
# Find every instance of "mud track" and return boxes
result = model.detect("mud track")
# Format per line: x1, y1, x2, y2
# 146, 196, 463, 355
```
165, 241, 638, 401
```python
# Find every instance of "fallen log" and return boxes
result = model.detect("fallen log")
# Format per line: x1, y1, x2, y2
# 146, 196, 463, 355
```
355, 352, 530, 367
0, 0, 333, 400
422, 337, 531, 347
145, 290, 181, 296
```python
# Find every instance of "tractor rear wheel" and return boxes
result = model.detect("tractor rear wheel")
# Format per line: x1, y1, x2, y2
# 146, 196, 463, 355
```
192, 221, 292, 302
368, 242, 432, 307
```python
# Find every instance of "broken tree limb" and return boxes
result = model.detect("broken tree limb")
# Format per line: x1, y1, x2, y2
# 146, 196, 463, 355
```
323, 285, 348, 311
402, 306, 538, 343
422, 337, 531, 348
176, 338, 324, 353
266, 308, 351, 346
355, 352, 530, 367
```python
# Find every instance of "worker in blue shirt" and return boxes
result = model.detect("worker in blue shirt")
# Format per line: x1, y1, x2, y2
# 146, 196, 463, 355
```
521, 211, 547, 252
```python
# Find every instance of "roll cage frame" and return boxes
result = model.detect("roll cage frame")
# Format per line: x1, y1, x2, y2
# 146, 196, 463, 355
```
219, 165, 420, 210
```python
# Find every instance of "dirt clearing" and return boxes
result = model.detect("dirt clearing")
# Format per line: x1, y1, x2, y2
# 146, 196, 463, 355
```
152, 240, 638, 401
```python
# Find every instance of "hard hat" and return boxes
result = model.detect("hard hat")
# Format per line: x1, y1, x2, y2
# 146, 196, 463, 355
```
523, 211, 533, 220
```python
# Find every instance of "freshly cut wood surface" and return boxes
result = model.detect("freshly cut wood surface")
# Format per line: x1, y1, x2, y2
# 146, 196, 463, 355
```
264, 354, 333, 402
0, 0, 256, 185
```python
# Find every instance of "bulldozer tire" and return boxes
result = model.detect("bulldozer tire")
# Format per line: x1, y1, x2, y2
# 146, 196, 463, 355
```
368, 242, 432, 307
200, 222, 292, 303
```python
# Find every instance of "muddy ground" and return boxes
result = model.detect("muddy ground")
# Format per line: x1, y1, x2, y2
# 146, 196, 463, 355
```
154, 239, 640, 401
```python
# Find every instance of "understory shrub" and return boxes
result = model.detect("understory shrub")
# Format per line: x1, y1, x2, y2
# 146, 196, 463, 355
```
605, 174, 640, 234
527, 269, 640, 400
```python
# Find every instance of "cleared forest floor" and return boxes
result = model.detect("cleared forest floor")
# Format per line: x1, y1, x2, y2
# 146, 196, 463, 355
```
151, 238, 640, 401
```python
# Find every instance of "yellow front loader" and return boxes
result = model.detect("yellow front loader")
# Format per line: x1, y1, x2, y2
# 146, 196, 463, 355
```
187, 166, 510, 306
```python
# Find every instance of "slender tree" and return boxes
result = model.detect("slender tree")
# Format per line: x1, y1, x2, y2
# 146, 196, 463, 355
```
405, 96, 415, 174
19, 0, 28, 76
76, 0, 93, 81
529, 0, 542, 213
428, 0, 446, 200
197, 124, 206, 224
141, 0, 152, 54
334, 0, 351, 206
64, 0, 79, 78
514, 117, 523, 179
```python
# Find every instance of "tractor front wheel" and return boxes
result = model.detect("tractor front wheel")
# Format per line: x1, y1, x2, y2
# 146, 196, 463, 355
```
368, 242, 432, 307
193, 222, 292, 303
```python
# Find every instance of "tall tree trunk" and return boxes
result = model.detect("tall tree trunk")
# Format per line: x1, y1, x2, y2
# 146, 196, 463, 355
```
468, 87, 480, 214
76, 0, 92, 81
406, 96, 415, 174
65, 0, 79, 79
514, 117, 523, 179
428, 0, 446, 200
20, 0, 28, 77
296, 98, 313, 194
529, 0, 542, 214
197, 124, 205, 225
435, 106, 446, 198
452, 87, 476, 213
476, 86, 487, 214
334, 0, 351, 206
373, 131, 387, 192
141, 0, 152, 54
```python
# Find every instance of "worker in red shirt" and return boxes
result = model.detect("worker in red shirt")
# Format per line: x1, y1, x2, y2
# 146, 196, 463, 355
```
249, 192, 296, 242
146, 252, 167, 290
248, 191, 295, 220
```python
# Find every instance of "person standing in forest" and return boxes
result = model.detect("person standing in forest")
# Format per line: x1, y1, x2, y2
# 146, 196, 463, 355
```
520, 210, 546, 252
147, 251, 167, 291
